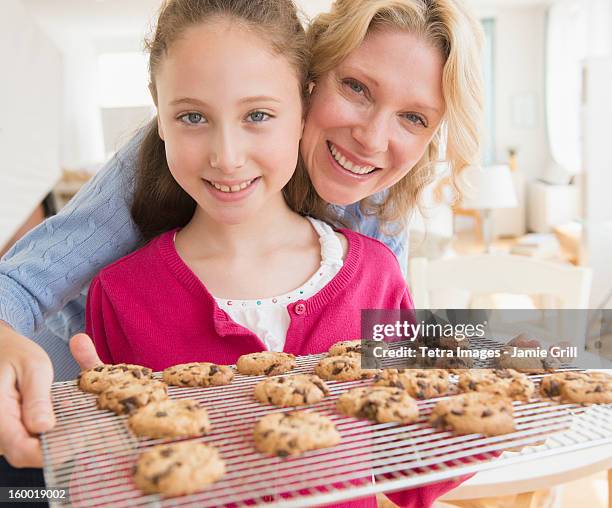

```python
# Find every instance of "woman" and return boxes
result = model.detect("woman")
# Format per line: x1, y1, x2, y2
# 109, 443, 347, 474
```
0, 0, 483, 469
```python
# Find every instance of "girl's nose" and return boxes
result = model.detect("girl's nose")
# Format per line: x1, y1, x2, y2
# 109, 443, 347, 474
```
351, 111, 391, 155
209, 127, 246, 172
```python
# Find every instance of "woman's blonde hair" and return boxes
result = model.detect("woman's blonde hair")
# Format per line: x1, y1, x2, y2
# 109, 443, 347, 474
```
307, 0, 484, 230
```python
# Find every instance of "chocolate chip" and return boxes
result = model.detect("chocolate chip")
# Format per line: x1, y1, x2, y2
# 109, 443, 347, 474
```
359, 401, 379, 421
482, 409, 493, 417
160, 448, 173, 457
277, 449, 290, 457
332, 367, 343, 375
264, 363, 279, 376
594, 385, 603, 393
132, 370, 142, 379
415, 390, 425, 399
155, 411, 167, 417
94, 366, 105, 372
450, 409, 464, 416
120, 396, 139, 413
209, 365, 218, 376
469, 381, 477, 390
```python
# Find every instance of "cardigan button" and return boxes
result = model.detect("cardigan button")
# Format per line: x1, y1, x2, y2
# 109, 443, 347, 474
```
294, 303, 306, 315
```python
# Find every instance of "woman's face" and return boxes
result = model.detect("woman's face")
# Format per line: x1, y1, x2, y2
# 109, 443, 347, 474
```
301, 28, 445, 206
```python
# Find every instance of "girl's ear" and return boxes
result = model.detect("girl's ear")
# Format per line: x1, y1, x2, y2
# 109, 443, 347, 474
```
157, 115, 165, 141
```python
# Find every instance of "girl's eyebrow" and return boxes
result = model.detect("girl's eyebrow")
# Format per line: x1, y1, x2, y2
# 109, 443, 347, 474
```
169, 96, 282, 107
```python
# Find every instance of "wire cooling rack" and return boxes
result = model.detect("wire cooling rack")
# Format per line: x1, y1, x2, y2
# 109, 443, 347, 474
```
42, 341, 612, 507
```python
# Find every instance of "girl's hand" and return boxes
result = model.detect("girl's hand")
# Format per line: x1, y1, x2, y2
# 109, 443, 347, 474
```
69, 333, 103, 370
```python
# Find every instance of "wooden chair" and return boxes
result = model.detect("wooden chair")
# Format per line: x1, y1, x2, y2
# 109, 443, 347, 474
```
407, 255, 610, 508
408, 254, 592, 309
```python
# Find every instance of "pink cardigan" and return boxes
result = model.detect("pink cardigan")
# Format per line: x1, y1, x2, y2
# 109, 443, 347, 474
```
86, 228, 464, 507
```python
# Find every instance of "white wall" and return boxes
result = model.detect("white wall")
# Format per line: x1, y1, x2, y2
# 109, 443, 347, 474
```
0, 0, 62, 247
473, 4, 552, 179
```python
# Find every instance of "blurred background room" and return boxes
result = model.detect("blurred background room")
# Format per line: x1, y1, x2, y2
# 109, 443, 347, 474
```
1, 0, 611, 312
1, 2, 612, 506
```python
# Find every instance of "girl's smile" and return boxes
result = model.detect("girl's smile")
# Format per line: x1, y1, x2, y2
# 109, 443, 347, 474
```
202, 176, 261, 202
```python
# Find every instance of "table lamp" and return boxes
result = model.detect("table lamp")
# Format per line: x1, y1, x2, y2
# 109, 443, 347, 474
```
459, 164, 518, 253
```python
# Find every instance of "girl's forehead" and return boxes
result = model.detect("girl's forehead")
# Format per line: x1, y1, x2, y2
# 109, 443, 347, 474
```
156, 21, 300, 104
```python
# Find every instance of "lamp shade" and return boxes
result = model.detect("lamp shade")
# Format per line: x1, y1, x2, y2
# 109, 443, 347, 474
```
460, 164, 518, 209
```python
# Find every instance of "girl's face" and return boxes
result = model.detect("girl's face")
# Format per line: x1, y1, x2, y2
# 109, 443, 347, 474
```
301, 29, 445, 206
155, 20, 304, 225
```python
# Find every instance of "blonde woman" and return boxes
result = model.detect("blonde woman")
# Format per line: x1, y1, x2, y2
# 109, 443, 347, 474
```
0, 0, 484, 475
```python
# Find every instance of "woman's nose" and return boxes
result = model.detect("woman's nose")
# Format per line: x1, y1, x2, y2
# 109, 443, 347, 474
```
351, 111, 391, 155
209, 126, 246, 172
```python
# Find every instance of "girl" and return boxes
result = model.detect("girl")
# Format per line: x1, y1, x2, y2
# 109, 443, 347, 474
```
86, 0, 410, 371
85, 1, 465, 507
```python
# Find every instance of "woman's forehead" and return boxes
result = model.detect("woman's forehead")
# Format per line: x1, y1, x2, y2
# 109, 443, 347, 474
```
333, 28, 445, 113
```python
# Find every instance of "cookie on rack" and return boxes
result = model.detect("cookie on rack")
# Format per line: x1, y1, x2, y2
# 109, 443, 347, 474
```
328, 340, 362, 357
236, 352, 296, 376
78, 364, 153, 394
254, 374, 329, 407
97, 379, 168, 415
374, 369, 453, 400
439, 336, 470, 350
429, 392, 515, 436
457, 369, 535, 401
253, 411, 341, 457
133, 441, 225, 497
540, 371, 612, 404
434, 355, 475, 372
128, 399, 211, 439
314, 355, 379, 381
495, 346, 561, 374
162, 362, 234, 387
336, 386, 419, 424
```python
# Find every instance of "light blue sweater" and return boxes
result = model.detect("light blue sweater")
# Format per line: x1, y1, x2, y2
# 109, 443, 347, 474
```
0, 129, 407, 380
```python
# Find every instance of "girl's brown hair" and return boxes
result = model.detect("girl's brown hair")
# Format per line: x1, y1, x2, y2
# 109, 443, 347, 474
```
132, 0, 326, 241
307, 0, 484, 231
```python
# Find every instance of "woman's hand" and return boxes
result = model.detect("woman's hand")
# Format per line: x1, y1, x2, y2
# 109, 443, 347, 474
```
0, 323, 101, 468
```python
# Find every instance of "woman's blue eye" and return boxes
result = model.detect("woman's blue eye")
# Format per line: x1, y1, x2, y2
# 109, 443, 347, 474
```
403, 113, 427, 128
247, 111, 270, 122
181, 112, 205, 124
345, 79, 365, 94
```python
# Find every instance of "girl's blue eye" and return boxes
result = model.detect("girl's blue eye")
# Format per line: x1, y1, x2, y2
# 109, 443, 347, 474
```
180, 112, 206, 124
247, 111, 270, 122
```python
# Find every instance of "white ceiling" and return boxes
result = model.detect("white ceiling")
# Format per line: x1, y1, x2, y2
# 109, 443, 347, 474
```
22, 0, 556, 52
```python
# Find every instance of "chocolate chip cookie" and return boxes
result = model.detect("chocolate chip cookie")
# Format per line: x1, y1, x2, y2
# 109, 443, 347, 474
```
78, 364, 153, 394
336, 386, 419, 424
458, 369, 535, 401
430, 392, 515, 436
97, 379, 168, 415
128, 399, 211, 439
236, 352, 296, 376
253, 411, 341, 457
254, 374, 329, 407
374, 369, 453, 400
162, 362, 234, 387
314, 355, 379, 381
133, 441, 225, 497
328, 340, 362, 357
496, 346, 561, 373
540, 371, 612, 404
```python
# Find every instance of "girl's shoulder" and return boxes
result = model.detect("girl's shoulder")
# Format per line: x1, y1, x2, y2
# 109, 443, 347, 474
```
94, 230, 174, 284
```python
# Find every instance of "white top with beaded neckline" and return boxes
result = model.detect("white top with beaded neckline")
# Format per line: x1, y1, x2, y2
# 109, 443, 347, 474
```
211, 217, 344, 351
